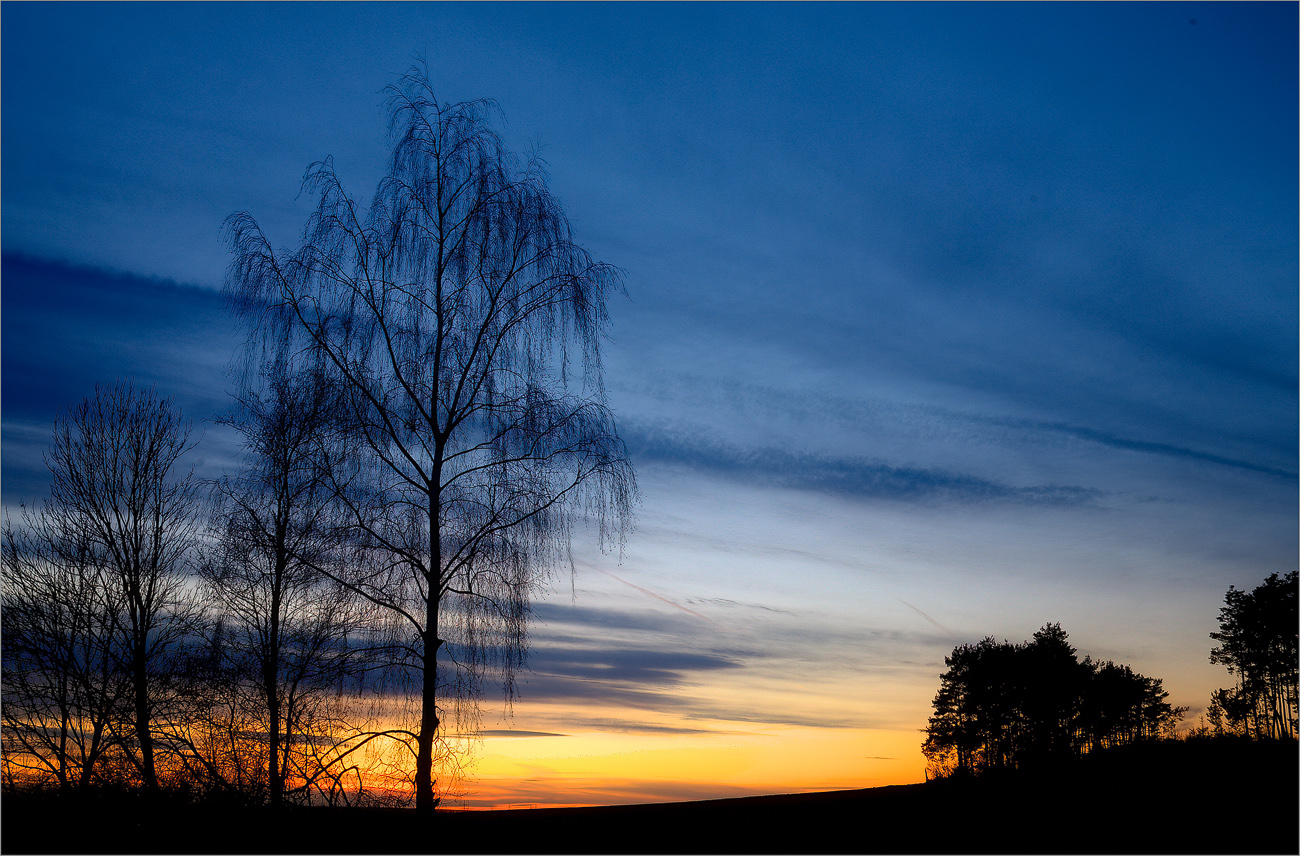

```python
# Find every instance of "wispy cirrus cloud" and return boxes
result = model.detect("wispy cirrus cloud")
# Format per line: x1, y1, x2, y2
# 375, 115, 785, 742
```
988, 418, 1298, 481
614, 370, 1296, 489
622, 421, 1100, 507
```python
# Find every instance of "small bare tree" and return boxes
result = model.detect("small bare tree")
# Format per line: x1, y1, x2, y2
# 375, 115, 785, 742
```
1, 510, 128, 791
225, 67, 636, 811
40, 382, 202, 790
195, 361, 372, 806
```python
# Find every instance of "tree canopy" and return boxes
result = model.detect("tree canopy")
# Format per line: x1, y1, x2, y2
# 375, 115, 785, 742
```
1208, 571, 1298, 740
922, 623, 1184, 778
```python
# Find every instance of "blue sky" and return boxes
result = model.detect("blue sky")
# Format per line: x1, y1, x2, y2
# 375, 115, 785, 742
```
3, 2, 1296, 806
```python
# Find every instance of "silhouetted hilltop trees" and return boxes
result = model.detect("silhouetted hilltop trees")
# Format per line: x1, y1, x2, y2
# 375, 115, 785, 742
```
922, 623, 1184, 778
1207, 571, 1297, 740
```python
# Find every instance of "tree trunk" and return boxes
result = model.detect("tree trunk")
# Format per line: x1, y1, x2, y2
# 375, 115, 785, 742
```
134, 642, 158, 789
268, 521, 286, 809
267, 661, 282, 807
415, 483, 443, 813
415, 625, 442, 813
79, 719, 105, 789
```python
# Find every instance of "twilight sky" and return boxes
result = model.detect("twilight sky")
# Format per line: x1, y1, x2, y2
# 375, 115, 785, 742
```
3, 2, 1296, 808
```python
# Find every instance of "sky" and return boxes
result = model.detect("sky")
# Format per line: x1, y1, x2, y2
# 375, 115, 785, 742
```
2, 2, 1296, 809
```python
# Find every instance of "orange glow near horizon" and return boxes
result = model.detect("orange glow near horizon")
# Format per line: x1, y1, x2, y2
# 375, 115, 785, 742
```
445, 700, 926, 810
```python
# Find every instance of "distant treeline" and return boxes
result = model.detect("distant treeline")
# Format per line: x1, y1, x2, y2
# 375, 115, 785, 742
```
922, 623, 1183, 778
923, 572, 1298, 780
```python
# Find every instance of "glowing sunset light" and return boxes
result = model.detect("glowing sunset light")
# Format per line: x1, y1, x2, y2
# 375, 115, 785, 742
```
2, 1, 1294, 819
462, 719, 924, 809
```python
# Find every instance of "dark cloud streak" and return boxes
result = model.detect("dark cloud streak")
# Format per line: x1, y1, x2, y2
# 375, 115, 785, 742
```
1, 254, 241, 505
623, 422, 1101, 507
997, 418, 1298, 481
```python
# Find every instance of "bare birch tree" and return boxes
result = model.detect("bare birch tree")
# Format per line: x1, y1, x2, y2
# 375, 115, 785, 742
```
224, 68, 636, 811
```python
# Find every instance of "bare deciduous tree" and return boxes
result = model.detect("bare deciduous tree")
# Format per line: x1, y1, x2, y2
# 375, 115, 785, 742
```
41, 382, 202, 790
225, 67, 636, 811
195, 361, 372, 806
1, 510, 127, 791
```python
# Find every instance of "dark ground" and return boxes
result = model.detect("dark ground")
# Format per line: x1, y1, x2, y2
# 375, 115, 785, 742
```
3, 737, 1296, 854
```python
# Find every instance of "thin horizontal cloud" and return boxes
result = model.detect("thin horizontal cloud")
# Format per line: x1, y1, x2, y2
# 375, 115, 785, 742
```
479, 730, 566, 738
510, 715, 735, 737
530, 602, 704, 636
683, 597, 797, 617
528, 646, 744, 686
623, 421, 1100, 506
519, 596, 950, 733
515, 643, 747, 712
999, 417, 1299, 481
617, 370, 1295, 488
593, 567, 709, 620
456, 775, 777, 809
510, 673, 699, 712
679, 704, 879, 732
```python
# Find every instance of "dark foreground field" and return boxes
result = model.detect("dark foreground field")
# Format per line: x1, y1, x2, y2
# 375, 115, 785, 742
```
4, 738, 1296, 854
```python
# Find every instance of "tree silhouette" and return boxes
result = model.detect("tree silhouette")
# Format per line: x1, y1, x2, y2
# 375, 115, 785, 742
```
922, 623, 1182, 778
190, 361, 372, 805
1079, 659, 1181, 750
3, 383, 201, 791
2, 508, 127, 790
1018, 623, 1089, 764
224, 67, 636, 810
1209, 571, 1298, 740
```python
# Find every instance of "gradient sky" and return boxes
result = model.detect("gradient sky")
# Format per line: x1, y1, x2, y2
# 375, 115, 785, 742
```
3, 2, 1296, 809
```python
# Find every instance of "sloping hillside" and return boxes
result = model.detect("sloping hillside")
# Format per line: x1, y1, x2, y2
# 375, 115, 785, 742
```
3, 737, 1295, 854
